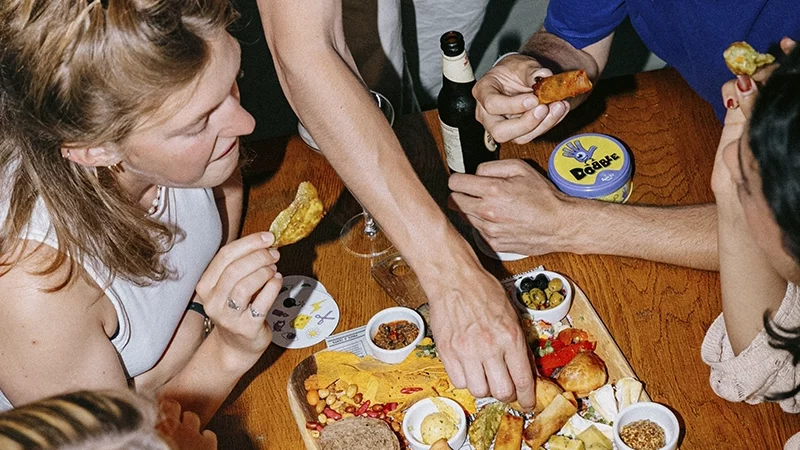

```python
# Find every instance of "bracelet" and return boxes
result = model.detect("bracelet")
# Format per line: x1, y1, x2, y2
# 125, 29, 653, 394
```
187, 301, 213, 335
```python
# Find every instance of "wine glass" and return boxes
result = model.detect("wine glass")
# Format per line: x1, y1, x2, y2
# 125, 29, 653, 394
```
339, 91, 395, 258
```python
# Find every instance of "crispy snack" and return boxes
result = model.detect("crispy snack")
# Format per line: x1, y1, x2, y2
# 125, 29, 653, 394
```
468, 402, 506, 450
269, 181, 325, 247
724, 41, 775, 76
532, 70, 593, 104
493, 413, 523, 450
522, 392, 578, 449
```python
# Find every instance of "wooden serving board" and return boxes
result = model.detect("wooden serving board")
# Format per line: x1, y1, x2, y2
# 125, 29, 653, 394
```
287, 277, 649, 449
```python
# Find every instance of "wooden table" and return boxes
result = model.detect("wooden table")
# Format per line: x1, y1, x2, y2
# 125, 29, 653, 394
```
209, 68, 800, 449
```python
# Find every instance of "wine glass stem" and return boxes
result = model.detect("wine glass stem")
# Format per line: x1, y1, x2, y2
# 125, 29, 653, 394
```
363, 211, 378, 237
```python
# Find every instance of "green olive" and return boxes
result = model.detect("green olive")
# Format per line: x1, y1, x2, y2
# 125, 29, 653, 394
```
521, 291, 535, 308
547, 278, 563, 292
548, 291, 565, 308
530, 288, 546, 309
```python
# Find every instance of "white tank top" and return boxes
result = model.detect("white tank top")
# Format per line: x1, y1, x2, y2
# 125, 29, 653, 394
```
0, 186, 221, 410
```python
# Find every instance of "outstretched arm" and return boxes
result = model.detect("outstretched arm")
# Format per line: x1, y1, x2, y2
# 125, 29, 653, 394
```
256, 0, 537, 408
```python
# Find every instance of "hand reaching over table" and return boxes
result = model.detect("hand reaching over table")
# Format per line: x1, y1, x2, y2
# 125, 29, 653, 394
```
448, 159, 575, 257
422, 257, 536, 410
474, 54, 570, 144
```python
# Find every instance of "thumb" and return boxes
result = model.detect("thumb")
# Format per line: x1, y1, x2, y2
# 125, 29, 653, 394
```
735, 75, 758, 120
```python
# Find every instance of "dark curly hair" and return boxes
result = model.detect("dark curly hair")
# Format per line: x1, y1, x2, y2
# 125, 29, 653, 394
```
748, 45, 800, 400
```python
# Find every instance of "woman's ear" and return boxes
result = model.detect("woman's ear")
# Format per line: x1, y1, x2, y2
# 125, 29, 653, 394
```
62, 144, 121, 168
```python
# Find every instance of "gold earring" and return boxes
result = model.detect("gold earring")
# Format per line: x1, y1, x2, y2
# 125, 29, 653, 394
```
107, 162, 125, 174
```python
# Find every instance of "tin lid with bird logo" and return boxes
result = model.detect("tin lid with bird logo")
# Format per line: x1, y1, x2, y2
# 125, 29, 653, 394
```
548, 133, 633, 200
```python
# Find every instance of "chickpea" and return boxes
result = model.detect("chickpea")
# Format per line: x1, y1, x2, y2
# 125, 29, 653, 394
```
325, 395, 336, 406
317, 389, 330, 399
315, 402, 325, 414
317, 414, 327, 425
309, 430, 320, 438
306, 390, 320, 406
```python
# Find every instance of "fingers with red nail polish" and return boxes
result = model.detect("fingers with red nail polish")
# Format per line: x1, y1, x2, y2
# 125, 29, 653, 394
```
736, 75, 753, 94
726, 98, 736, 109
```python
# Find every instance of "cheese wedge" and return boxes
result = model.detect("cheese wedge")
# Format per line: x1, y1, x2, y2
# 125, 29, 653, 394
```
614, 377, 643, 411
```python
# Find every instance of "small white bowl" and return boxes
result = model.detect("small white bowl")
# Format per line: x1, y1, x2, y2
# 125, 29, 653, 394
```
613, 402, 680, 450
402, 397, 467, 450
513, 270, 573, 324
365, 307, 425, 364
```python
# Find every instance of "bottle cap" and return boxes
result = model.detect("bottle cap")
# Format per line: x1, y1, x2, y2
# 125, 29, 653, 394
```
440, 31, 465, 57
548, 133, 633, 202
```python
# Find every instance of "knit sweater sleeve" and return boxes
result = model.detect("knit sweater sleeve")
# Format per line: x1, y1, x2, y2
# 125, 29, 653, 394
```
701, 282, 800, 413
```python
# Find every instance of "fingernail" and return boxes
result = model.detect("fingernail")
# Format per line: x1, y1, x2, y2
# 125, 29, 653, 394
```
269, 248, 280, 258
726, 98, 736, 109
551, 102, 564, 115
736, 75, 752, 94
533, 105, 548, 120
261, 232, 274, 243
522, 97, 536, 109
274, 272, 283, 279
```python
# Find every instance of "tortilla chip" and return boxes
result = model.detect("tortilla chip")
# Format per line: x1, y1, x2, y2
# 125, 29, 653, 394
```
269, 181, 325, 247
313, 350, 476, 413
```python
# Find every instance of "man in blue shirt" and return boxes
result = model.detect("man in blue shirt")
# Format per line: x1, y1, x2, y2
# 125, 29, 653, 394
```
450, 0, 798, 270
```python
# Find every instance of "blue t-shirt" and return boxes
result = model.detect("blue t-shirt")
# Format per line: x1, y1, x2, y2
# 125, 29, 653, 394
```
544, 0, 800, 120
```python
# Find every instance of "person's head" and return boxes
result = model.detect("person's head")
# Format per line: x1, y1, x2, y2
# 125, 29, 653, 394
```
0, 0, 254, 286
0, 390, 170, 449
722, 46, 800, 283
722, 45, 800, 398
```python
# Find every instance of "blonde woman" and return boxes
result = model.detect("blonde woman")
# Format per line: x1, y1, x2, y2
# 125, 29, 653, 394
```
0, 0, 281, 424
0, 390, 216, 450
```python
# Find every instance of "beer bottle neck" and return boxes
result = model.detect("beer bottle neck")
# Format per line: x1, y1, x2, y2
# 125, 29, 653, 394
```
442, 51, 475, 84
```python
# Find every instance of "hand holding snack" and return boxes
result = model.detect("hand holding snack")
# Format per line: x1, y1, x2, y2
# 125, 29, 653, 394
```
531, 70, 593, 104
473, 54, 571, 144
195, 232, 282, 369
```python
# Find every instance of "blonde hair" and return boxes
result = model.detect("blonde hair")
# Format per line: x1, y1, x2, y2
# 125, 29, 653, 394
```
0, 390, 169, 450
0, 0, 235, 289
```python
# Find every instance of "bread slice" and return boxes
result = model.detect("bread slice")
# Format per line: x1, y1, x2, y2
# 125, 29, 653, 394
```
319, 417, 400, 450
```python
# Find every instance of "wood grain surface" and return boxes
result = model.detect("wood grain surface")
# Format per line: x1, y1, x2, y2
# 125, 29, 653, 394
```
208, 68, 800, 449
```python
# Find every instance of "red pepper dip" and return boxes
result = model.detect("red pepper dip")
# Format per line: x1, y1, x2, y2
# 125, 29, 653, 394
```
373, 320, 419, 350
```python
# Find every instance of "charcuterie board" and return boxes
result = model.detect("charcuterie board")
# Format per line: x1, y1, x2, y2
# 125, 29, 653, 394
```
287, 277, 650, 449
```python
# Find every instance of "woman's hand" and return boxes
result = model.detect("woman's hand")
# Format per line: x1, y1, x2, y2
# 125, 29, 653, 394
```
195, 232, 282, 369
156, 398, 218, 450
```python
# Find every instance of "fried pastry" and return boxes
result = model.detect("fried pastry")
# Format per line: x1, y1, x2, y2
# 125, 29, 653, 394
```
723, 41, 775, 76
532, 70, 593, 104
554, 351, 608, 398
269, 181, 325, 247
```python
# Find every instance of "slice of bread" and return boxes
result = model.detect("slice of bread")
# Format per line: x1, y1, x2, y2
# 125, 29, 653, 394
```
318, 417, 400, 450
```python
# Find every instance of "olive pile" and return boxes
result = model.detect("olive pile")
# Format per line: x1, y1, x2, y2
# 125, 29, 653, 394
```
518, 273, 566, 310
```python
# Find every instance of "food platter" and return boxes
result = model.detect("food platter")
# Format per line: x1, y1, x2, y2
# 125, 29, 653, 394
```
287, 280, 650, 449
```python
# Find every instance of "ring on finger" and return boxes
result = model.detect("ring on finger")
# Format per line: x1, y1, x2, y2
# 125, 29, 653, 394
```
227, 298, 242, 311
249, 306, 265, 318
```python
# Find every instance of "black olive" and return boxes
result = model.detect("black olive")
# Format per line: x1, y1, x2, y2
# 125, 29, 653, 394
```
532, 274, 550, 291
519, 277, 537, 293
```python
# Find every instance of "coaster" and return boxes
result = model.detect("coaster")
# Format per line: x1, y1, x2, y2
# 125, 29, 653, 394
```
268, 282, 339, 349
281, 275, 328, 294
472, 229, 528, 261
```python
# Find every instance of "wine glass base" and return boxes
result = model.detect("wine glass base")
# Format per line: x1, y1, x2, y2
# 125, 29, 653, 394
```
340, 212, 394, 258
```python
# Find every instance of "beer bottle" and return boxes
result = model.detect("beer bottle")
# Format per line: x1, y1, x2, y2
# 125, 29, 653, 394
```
437, 30, 498, 175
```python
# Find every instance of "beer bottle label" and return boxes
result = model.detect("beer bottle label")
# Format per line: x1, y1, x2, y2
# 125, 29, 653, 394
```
439, 119, 466, 173
442, 53, 476, 83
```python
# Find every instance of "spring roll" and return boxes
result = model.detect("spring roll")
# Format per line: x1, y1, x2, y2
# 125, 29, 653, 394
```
531, 70, 593, 104
494, 413, 524, 450
523, 393, 578, 448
